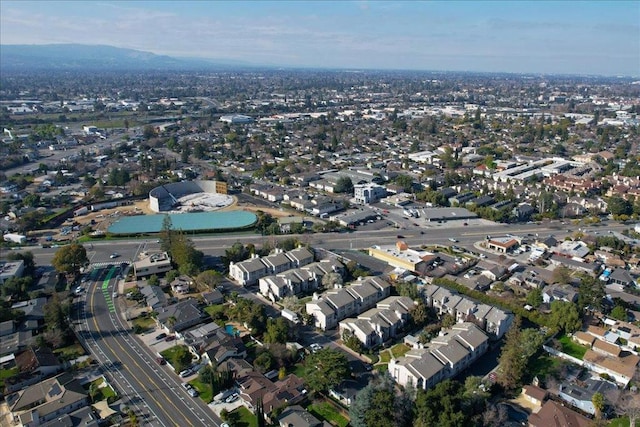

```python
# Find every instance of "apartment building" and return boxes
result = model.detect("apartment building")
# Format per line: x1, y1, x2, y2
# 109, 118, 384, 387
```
339, 296, 416, 348
422, 284, 513, 339
388, 323, 489, 390
229, 247, 314, 286
306, 276, 392, 330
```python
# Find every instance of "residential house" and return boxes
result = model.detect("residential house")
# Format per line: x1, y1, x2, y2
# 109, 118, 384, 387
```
140, 284, 168, 310
521, 385, 547, 410
328, 379, 369, 407
582, 348, 640, 386
278, 405, 329, 427
528, 400, 591, 427
156, 299, 206, 332
7, 372, 89, 427
5, 347, 62, 394
542, 284, 578, 304
170, 275, 193, 295
558, 379, 616, 416
202, 289, 224, 305
203, 334, 247, 365
236, 372, 307, 415
608, 268, 635, 290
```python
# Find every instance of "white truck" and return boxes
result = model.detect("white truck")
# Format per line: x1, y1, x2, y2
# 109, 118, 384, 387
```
4, 233, 26, 244
281, 308, 300, 324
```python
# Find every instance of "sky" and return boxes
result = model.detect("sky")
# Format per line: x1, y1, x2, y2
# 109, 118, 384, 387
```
1, 1, 639, 76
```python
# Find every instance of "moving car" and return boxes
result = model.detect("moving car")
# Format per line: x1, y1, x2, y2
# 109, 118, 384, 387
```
448, 238, 458, 243
110, 253, 120, 259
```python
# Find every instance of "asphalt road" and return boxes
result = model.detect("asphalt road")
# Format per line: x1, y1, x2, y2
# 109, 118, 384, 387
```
76, 266, 223, 427
26, 218, 633, 268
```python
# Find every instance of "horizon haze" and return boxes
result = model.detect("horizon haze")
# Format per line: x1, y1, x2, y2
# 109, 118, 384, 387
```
1, 0, 639, 76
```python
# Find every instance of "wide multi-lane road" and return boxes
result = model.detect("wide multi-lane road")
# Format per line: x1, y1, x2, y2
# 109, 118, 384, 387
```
76, 265, 222, 427
29, 218, 633, 266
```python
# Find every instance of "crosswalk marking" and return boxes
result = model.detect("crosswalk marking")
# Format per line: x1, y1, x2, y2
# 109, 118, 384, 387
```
90, 261, 131, 269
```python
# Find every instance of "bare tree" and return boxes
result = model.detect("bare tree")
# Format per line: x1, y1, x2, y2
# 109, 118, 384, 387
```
618, 390, 640, 427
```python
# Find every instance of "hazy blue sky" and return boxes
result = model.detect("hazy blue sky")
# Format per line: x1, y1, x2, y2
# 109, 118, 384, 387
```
1, 1, 638, 76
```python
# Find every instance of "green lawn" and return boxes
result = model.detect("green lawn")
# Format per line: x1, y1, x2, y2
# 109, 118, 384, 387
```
375, 363, 388, 372
610, 417, 638, 427
227, 406, 258, 427
379, 351, 391, 363
390, 343, 410, 358
526, 354, 563, 382
54, 343, 87, 360
86, 377, 117, 402
558, 335, 588, 360
308, 401, 349, 427
0, 367, 18, 389
204, 304, 227, 319
189, 378, 214, 403
160, 345, 192, 371
131, 315, 156, 332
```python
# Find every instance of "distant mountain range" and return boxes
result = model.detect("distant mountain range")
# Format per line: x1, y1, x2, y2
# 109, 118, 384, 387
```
0, 44, 250, 71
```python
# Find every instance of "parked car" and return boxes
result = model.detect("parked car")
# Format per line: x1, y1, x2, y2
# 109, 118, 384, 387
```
225, 393, 239, 403
156, 357, 166, 365
309, 343, 322, 353
179, 368, 192, 378
165, 335, 175, 342
155, 333, 167, 340
181, 382, 191, 390
188, 388, 199, 397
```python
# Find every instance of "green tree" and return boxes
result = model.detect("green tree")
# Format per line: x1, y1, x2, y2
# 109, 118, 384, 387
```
143, 125, 156, 140
303, 348, 350, 392
414, 380, 467, 427
342, 329, 364, 354
334, 176, 354, 194
254, 350, 274, 373
5, 249, 35, 277
51, 243, 89, 279
196, 270, 223, 290
608, 196, 632, 216
497, 317, 544, 389
610, 305, 627, 321
263, 317, 289, 344
350, 373, 412, 427
395, 175, 414, 193
592, 392, 605, 418
550, 301, 581, 333
526, 288, 543, 308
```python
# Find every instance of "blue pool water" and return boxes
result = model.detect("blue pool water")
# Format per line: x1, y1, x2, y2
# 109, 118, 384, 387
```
225, 325, 239, 336
108, 210, 257, 234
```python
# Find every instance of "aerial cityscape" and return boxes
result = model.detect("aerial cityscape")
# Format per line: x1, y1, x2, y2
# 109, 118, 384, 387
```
1, 1, 639, 427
